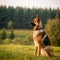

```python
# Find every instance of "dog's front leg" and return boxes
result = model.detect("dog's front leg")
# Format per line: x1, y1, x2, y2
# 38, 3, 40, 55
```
37, 45, 41, 56
34, 46, 38, 56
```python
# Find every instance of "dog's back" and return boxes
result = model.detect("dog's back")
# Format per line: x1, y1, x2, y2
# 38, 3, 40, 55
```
42, 32, 51, 46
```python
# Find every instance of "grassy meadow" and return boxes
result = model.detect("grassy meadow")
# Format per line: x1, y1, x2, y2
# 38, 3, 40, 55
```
0, 45, 60, 60
0, 29, 33, 44
0, 30, 60, 60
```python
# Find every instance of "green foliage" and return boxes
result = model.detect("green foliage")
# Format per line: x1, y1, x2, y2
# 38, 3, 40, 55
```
23, 34, 33, 45
45, 17, 60, 46
1, 28, 7, 40
12, 38, 21, 44
0, 30, 33, 45
0, 6, 60, 29
9, 29, 15, 39
8, 21, 13, 29
0, 27, 60, 46
3, 39, 11, 44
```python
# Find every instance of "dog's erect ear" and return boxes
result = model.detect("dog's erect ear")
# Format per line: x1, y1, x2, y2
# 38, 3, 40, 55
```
36, 14, 40, 23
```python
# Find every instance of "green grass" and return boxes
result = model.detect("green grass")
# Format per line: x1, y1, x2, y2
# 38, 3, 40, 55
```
0, 29, 33, 44
0, 45, 60, 60
0, 29, 33, 38
0, 29, 60, 60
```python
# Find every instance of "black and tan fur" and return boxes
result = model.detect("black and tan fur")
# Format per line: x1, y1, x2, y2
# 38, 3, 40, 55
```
30, 15, 54, 57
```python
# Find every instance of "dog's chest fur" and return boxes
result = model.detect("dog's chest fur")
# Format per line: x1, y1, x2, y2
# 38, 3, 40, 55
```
33, 30, 44, 38
33, 30, 44, 47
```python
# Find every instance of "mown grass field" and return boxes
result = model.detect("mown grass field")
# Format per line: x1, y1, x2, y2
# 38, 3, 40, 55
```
0, 30, 60, 60
0, 45, 60, 60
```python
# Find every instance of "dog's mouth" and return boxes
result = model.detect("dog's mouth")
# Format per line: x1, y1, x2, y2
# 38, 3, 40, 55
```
30, 22, 36, 27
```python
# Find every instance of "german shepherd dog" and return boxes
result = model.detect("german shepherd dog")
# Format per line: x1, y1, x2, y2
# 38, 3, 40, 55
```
30, 15, 54, 57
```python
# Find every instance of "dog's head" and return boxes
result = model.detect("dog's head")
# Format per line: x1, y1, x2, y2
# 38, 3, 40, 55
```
30, 15, 40, 27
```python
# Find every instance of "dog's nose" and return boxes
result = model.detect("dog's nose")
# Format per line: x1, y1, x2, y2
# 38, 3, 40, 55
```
29, 22, 32, 26
29, 21, 33, 24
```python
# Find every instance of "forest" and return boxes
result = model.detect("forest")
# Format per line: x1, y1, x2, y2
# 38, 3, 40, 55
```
0, 6, 60, 29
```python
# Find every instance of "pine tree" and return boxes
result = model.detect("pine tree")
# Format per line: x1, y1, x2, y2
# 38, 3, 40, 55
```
1, 28, 7, 40
9, 29, 15, 39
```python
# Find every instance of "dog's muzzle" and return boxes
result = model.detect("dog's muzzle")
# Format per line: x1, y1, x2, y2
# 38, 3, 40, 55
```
30, 22, 36, 26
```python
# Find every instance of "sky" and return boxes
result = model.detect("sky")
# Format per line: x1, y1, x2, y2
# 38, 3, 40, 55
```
0, 0, 60, 9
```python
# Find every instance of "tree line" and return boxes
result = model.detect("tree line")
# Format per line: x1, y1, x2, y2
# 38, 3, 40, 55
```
0, 5, 60, 29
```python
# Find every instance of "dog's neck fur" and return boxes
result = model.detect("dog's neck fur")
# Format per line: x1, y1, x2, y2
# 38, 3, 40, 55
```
34, 25, 39, 31
33, 21, 43, 31
33, 24, 42, 31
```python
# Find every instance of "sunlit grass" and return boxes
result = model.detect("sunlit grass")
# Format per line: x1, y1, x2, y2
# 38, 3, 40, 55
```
53, 46, 60, 56
0, 45, 60, 60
